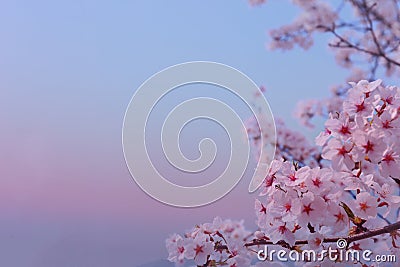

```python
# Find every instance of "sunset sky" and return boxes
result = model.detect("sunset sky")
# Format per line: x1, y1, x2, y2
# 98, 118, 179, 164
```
0, 1, 351, 266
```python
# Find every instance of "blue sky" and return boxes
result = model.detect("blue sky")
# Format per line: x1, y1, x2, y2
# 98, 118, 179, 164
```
0, 1, 352, 266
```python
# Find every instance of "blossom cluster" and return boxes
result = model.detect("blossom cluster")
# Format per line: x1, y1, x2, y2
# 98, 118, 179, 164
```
256, 161, 350, 248
256, 80, 400, 265
166, 80, 400, 266
166, 217, 258, 266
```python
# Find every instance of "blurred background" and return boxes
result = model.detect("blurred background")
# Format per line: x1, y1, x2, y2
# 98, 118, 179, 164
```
0, 1, 350, 266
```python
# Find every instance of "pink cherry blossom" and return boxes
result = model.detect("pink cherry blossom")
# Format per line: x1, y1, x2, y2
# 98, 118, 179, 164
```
296, 193, 327, 227
307, 232, 325, 250
266, 221, 296, 246
269, 189, 301, 222
303, 167, 334, 194
324, 113, 354, 139
353, 192, 378, 219
378, 86, 400, 106
322, 139, 354, 171
343, 91, 373, 117
372, 110, 400, 137
185, 235, 214, 265
326, 203, 349, 233
315, 127, 331, 146
380, 146, 400, 178
166, 234, 186, 264
351, 130, 386, 163
349, 79, 382, 94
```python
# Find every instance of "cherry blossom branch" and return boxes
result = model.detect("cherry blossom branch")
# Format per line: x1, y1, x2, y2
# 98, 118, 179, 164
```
322, 24, 400, 68
265, 0, 400, 79
243, 221, 400, 249
214, 221, 400, 252
358, 0, 400, 67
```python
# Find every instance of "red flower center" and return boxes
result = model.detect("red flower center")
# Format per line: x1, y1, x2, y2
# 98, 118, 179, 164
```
363, 140, 374, 153
383, 153, 395, 162
337, 146, 348, 156
278, 225, 287, 234
359, 202, 370, 212
194, 245, 204, 256
284, 203, 292, 212
312, 178, 322, 188
355, 102, 365, 112
382, 120, 392, 129
289, 173, 297, 181
260, 203, 267, 214
334, 212, 345, 222
339, 125, 351, 135
303, 204, 314, 215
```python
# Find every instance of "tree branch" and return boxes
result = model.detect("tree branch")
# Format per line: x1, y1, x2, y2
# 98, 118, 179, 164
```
216, 221, 400, 251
